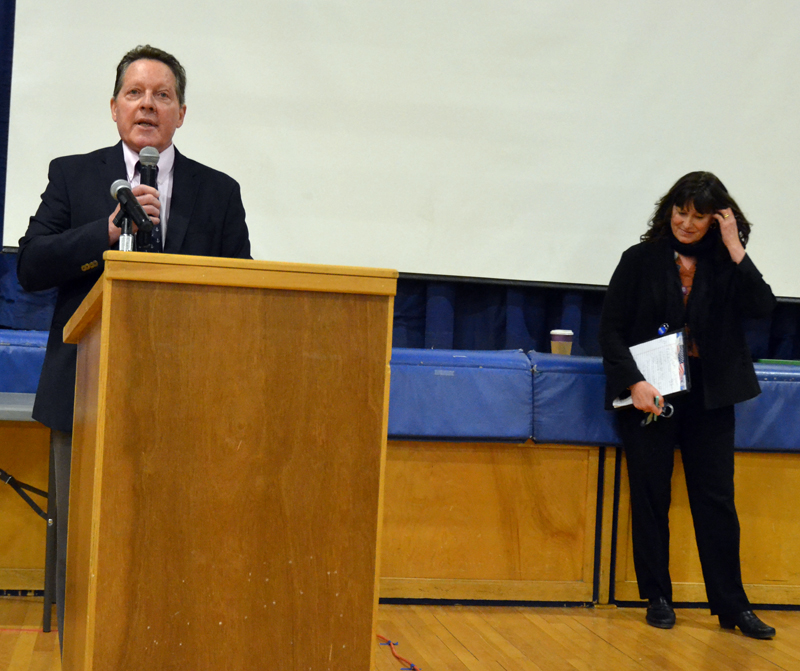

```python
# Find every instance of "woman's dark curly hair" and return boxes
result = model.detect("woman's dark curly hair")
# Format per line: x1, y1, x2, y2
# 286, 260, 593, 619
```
641, 171, 751, 246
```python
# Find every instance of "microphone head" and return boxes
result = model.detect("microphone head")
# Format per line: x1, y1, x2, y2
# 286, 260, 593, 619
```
110, 179, 132, 201
139, 146, 160, 167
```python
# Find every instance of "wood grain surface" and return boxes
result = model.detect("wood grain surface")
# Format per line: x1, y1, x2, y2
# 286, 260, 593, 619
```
63, 264, 394, 670
380, 441, 600, 601
615, 450, 800, 605
0, 422, 50, 591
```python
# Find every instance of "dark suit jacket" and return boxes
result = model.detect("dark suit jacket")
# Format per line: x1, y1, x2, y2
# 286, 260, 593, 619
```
599, 237, 776, 411
17, 142, 252, 431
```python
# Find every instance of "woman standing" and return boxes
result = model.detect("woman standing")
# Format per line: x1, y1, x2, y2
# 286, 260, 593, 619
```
599, 171, 776, 639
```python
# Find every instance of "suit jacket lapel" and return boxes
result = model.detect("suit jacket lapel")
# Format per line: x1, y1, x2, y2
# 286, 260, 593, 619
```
164, 147, 197, 253
99, 142, 127, 211
652, 239, 685, 330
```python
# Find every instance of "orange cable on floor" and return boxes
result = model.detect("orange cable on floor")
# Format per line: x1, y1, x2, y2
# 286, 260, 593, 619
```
377, 634, 421, 670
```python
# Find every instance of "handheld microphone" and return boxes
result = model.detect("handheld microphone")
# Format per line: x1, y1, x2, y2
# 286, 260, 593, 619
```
138, 146, 159, 188
110, 179, 154, 233
136, 146, 160, 250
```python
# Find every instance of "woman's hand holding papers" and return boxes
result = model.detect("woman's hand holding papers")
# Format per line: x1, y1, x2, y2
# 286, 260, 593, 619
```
630, 380, 663, 416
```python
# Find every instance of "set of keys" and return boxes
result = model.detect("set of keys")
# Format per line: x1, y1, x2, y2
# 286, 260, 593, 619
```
640, 395, 675, 427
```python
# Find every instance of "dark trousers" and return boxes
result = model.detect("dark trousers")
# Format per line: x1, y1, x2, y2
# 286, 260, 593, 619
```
617, 360, 750, 616
50, 429, 72, 652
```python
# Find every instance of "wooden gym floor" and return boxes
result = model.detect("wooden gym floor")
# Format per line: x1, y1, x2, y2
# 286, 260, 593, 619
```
3, 597, 800, 670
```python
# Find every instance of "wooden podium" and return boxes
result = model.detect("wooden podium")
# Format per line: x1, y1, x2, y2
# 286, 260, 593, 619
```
62, 251, 397, 670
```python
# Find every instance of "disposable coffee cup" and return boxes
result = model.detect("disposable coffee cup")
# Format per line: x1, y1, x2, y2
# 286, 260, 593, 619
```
550, 329, 573, 355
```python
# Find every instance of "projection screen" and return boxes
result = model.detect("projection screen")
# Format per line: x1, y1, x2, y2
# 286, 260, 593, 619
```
5, 1, 800, 297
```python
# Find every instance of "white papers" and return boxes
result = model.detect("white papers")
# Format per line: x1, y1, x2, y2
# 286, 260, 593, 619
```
613, 330, 690, 408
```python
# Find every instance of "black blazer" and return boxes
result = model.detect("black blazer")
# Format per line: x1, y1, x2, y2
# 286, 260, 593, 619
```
17, 142, 252, 431
599, 237, 776, 411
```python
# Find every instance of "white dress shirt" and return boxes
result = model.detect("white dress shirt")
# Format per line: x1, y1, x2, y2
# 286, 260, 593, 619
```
122, 142, 176, 243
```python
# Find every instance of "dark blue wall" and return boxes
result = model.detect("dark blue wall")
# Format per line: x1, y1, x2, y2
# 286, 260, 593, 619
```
393, 276, 607, 356
391, 275, 799, 361
0, 0, 15, 245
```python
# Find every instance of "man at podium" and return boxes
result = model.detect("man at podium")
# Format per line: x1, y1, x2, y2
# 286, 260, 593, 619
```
15, 44, 252, 648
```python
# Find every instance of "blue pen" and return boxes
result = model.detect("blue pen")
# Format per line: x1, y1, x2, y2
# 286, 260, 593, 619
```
657, 323, 669, 336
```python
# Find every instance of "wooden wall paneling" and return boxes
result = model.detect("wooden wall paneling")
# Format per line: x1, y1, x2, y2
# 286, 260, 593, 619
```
615, 451, 800, 605
734, 452, 800, 604
380, 441, 600, 601
0, 422, 50, 590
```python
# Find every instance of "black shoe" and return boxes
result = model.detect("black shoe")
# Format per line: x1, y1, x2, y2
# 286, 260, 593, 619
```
719, 611, 775, 639
646, 597, 675, 629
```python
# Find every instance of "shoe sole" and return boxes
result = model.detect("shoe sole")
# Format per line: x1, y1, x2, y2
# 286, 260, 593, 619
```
646, 618, 675, 629
720, 625, 775, 640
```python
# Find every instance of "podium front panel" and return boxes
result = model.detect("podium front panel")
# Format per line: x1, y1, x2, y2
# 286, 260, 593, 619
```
64, 256, 395, 671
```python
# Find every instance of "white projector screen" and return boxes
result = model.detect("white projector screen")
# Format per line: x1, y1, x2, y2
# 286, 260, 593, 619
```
5, 1, 800, 297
